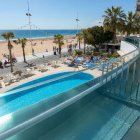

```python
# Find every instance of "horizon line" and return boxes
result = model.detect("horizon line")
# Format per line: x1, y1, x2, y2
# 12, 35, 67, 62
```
0, 28, 83, 30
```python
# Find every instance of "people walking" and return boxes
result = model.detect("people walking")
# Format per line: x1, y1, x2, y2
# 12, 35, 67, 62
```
53, 46, 57, 55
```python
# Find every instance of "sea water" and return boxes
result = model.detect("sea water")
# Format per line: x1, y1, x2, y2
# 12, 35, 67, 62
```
0, 29, 79, 40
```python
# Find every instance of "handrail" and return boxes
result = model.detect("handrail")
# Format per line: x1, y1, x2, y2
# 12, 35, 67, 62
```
0, 40, 139, 139
123, 36, 139, 48
122, 40, 138, 49
0, 48, 138, 140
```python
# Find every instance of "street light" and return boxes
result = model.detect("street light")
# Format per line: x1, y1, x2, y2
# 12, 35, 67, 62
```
26, 0, 34, 55
75, 13, 80, 49
76, 13, 80, 35
98, 21, 103, 26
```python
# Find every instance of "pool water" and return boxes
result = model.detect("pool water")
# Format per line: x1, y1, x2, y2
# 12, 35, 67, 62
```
8, 94, 140, 140
0, 72, 93, 117
9, 72, 72, 91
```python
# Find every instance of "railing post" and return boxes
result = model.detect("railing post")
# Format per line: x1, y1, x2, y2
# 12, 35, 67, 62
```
136, 83, 139, 102
116, 62, 119, 79
119, 59, 124, 95
106, 62, 109, 83
121, 58, 124, 79
111, 63, 113, 81
101, 63, 104, 85
132, 62, 136, 80
130, 62, 136, 100
110, 63, 114, 93
124, 63, 130, 96
113, 62, 119, 94
126, 63, 130, 80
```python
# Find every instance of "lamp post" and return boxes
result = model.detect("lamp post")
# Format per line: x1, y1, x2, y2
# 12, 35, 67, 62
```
76, 13, 79, 35
26, 0, 34, 55
98, 21, 103, 26
76, 13, 80, 49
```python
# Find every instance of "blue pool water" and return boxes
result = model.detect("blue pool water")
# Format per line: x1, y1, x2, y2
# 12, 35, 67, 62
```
0, 72, 93, 117
9, 72, 72, 91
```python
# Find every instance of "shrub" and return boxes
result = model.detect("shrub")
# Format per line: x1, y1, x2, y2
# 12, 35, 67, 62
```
111, 53, 120, 58
93, 52, 101, 56
75, 50, 83, 56
86, 51, 93, 56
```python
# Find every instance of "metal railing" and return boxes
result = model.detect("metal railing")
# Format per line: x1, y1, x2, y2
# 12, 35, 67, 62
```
123, 36, 140, 48
100, 38, 140, 106
0, 39, 139, 139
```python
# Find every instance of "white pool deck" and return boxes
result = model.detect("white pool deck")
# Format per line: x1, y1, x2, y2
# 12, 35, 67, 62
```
0, 62, 102, 94
0, 44, 137, 94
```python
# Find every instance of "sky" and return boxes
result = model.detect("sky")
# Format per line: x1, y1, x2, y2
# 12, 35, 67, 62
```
0, 0, 137, 29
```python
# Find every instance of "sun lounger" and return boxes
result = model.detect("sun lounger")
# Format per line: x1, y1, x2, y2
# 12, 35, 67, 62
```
74, 64, 79, 71
82, 62, 96, 69
38, 65, 48, 73
51, 61, 60, 68
21, 69, 35, 78
0, 80, 5, 88
25, 63, 36, 68
3, 75, 12, 86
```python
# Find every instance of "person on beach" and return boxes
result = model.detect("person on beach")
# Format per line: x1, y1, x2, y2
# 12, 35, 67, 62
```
75, 44, 77, 49
56, 48, 59, 53
53, 46, 56, 55
0, 61, 3, 69
32, 48, 35, 55
4, 60, 8, 67
89, 56, 94, 62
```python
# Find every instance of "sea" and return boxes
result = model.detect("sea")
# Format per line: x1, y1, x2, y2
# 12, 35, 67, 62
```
0, 30, 79, 41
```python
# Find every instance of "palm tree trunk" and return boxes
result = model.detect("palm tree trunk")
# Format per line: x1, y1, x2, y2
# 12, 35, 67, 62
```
84, 39, 86, 54
127, 30, 130, 36
113, 27, 117, 43
9, 49, 13, 72
79, 39, 81, 49
22, 47, 26, 63
59, 45, 61, 58
94, 44, 99, 52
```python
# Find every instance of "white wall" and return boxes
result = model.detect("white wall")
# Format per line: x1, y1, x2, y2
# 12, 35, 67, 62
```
120, 41, 137, 55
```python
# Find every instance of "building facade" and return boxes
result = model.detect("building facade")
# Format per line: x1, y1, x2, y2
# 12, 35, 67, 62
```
136, 0, 140, 16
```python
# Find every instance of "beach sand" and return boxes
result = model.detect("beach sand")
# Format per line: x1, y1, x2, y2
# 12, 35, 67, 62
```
0, 35, 77, 60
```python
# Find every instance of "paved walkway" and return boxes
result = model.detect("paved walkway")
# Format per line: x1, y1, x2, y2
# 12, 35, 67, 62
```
16, 48, 68, 62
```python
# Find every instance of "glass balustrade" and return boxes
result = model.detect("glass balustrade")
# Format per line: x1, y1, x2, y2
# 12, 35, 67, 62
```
0, 37, 140, 139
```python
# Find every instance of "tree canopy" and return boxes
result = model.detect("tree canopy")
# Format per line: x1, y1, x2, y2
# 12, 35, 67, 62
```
103, 6, 126, 42
54, 34, 64, 58
84, 26, 114, 51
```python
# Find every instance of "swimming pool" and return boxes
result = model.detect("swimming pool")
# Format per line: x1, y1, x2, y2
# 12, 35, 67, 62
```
8, 93, 140, 140
0, 72, 93, 117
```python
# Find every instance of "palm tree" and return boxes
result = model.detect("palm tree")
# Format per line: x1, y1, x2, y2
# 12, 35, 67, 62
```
123, 11, 137, 35
134, 16, 140, 34
76, 33, 83, 49
103, 6, 126, 43
1, 32, 15, 72
81, 30, 89, 54
54, 34, 64, 58
14, 38, 27, 63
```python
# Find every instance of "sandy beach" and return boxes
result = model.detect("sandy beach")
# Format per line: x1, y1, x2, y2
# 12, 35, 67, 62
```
0, 35, 77, 60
